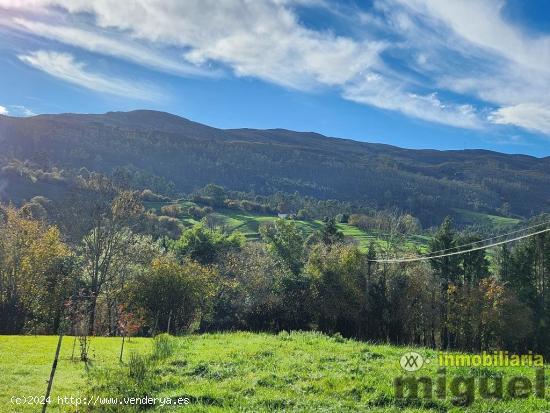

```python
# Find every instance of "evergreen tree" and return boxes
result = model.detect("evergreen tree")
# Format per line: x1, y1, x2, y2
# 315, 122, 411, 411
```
320, 217, 344, 246
429, 217, 460, 348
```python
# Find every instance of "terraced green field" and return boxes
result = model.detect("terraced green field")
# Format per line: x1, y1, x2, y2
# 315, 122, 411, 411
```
146, 201, 431, 252
453, 208, 521, 229
147, 200, 525, 256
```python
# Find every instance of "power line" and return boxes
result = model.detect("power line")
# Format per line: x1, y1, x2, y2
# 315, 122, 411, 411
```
422, 220, 550, 257
370, 227, 550, 263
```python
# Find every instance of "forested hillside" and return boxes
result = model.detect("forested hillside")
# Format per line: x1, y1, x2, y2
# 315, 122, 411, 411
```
1, 111, 549, 364
1, 110, 549, 225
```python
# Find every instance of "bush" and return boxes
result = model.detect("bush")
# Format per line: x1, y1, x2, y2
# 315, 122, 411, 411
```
132, 257, 218, 333
336, 213, 349, 223
151, 334, 175, 360
348, 213, 371, 230
198, 184, 226, 206
19, 201, 48, 220
240, 200, 262, 212
173, 223, 244, 265
141, 189, 170, 202
188, 205, 213, 220
149, 214, 182, 239
224, 199, 240, 209
160, 204, 184, 218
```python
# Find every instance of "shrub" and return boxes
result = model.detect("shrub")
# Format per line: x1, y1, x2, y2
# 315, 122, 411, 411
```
240, 200, 262, 212
296, 209, 310, 220
160, 204, 184, 218
188, 206, 213, 220
141, 189, 170, 202
336, 213, 349, 223
151, 334, 175, 360
173, 223, 244, 265
156, 215, 182, 239
224, 199, 241, 210
132, 257, 219, 333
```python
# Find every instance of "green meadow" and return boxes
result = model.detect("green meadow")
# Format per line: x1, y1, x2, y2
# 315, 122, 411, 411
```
1, 333, 548, 412
452, 209, 521, 229
146, 200, 433, 252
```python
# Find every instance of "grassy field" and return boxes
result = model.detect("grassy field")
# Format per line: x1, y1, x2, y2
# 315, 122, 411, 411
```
0, 336, 150, 412
453, 209, 521, 229
1, 332, 548, 412
203, 211, 430, 253
146, 200, 432, 252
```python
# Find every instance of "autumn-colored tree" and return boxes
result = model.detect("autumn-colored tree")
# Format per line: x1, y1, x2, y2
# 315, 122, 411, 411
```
0, 206, 74, 334
132, 257, 218, 334
79, 189, 147, 335
117, 304, 145, 361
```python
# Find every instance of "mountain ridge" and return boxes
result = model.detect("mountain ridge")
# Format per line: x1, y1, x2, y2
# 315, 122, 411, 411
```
1, 109, 549, 225
3, 109, 548, 160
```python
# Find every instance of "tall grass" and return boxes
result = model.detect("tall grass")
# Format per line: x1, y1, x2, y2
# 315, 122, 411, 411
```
151, 333, 175, 361
86, 334, 176, 411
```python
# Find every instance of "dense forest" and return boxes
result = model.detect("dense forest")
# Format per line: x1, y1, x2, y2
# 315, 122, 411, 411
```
1, 110, 549, 226
1, 176, 549, 358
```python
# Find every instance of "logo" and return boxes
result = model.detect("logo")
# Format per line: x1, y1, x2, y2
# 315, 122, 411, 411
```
400, 351, 424, 372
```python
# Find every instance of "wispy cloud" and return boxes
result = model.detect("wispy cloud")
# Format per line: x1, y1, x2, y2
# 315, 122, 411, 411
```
384, 0, 550, 136
394, 0, 550, 74
1, 0, 473, 128
489, 103, 550, 135
18, 50, 162, 100
11, 17, 217, 78
0, 105, 35, 116
3, 0, 382, 90
343, 73, 482, 129
6, 105, 36, 116
2, 0, 550, 136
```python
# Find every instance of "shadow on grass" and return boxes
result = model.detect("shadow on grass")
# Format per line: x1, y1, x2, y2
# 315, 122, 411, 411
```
368, 394, 448, 412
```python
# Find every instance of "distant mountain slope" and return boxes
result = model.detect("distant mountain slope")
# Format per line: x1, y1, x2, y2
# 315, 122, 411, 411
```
0, 110, 549, 225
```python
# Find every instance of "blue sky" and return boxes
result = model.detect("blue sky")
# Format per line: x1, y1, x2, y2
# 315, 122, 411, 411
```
1, 0, 549, 156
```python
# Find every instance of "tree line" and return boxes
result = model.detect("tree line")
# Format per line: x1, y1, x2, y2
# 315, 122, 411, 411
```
0, 180, 548, 357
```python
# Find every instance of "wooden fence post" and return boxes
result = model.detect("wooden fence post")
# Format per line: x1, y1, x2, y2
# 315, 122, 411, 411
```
42, 334, 63, 413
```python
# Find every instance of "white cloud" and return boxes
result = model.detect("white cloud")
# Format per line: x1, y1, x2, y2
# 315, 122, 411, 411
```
344, 73, 482, 129
10, 18, 215, 78
489, 103, 550, 135
385, 0, 550, 135
0, 105, 35, 116
395, 0, 550, 74
3, 0, 550, 135
18, 50, 162, 100
1, 0, 385, 90
8, 105, 36, 116
1, 0, 476, 128
437, 66, 550, 133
